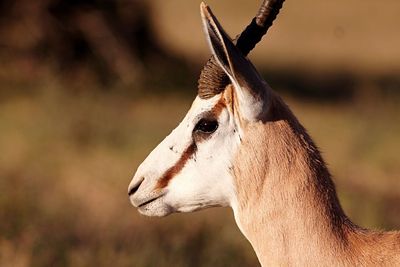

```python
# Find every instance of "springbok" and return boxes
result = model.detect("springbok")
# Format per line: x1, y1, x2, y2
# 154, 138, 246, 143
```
128, 1, 400, 265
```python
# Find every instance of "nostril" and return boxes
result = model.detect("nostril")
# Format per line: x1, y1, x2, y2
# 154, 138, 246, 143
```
128, 178, 144, 196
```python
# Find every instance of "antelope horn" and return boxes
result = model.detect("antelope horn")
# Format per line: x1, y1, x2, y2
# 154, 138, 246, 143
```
198, 0, 285, 99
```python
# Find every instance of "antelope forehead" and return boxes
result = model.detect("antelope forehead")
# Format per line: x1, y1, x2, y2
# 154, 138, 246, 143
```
190, 94, 224, 117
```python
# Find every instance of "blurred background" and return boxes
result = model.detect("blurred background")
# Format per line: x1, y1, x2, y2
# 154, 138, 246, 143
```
1, 0, 399, 266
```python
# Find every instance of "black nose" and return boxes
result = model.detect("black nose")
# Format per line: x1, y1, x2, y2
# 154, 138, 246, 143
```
128, 179, 144, 196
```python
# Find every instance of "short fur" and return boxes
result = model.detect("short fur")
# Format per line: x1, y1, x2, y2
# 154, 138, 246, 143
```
129, 3, 400, 266
231, 92, 400, 266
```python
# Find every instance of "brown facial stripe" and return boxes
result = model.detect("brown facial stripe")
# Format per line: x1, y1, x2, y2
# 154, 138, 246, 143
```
211, 93, 227, 117
156, 96, 226, 189
156, 142, 197, 189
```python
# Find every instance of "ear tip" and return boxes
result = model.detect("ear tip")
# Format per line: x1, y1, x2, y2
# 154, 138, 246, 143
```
200, 2, 208, 10
200, 2, 211, 19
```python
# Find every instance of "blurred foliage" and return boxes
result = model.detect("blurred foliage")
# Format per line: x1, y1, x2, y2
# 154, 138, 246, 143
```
0, 0, 194, 93
0, 0, 399, 99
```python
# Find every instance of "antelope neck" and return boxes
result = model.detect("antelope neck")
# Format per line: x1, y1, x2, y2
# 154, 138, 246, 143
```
231, 97, 353, 266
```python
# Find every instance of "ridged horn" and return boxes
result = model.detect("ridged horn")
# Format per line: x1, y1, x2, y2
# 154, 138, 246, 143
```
198, 0, 285, 99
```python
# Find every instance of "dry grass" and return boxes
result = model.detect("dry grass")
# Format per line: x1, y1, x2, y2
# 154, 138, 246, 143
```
0, 84, 399, 266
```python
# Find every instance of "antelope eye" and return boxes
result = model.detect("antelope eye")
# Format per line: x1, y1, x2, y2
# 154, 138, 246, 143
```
194, 119, 218, 134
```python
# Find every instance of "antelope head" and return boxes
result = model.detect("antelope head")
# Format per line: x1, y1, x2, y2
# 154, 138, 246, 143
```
128, 1, 285, 216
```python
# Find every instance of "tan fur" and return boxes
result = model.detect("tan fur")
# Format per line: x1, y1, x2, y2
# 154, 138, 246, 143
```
230, 93, 400, 266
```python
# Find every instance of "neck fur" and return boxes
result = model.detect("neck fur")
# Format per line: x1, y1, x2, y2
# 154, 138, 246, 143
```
230, 95, 399, 266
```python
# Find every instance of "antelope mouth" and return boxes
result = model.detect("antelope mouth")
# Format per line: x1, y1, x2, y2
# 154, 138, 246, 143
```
138, 196, 161, 208
135, 193, 171, 217
134, 193, 166, 210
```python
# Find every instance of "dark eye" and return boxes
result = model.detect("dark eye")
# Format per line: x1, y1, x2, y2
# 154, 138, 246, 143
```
194, 119, 218, 134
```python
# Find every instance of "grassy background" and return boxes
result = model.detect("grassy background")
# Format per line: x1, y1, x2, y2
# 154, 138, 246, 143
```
1, 88, 399, 266
1, 0, 400, 266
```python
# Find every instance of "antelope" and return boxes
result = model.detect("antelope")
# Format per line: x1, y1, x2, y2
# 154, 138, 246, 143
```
128, 1, 400, 265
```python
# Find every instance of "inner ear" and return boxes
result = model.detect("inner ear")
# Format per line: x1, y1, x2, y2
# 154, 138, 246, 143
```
201, 3, 235, 78
201, 3, 265, 95
206, 22, 231, 72
200, 3, 270, 121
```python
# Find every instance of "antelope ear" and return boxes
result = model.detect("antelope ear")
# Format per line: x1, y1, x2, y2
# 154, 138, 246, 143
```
200, 2, 270, 121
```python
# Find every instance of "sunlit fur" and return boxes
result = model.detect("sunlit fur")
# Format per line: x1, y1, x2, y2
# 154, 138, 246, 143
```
129, 92, 241, 216
129, 3, 400, 266
231, 93, 400, 265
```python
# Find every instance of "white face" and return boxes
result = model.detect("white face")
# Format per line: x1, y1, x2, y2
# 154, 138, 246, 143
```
128, 93, 241, 216
128, 3, 269, 217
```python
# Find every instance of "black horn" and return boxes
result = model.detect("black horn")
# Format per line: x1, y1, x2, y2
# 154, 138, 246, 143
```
198, 0, 285, 99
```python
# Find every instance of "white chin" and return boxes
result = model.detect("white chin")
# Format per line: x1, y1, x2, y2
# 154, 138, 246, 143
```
137, 198, 173, 217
